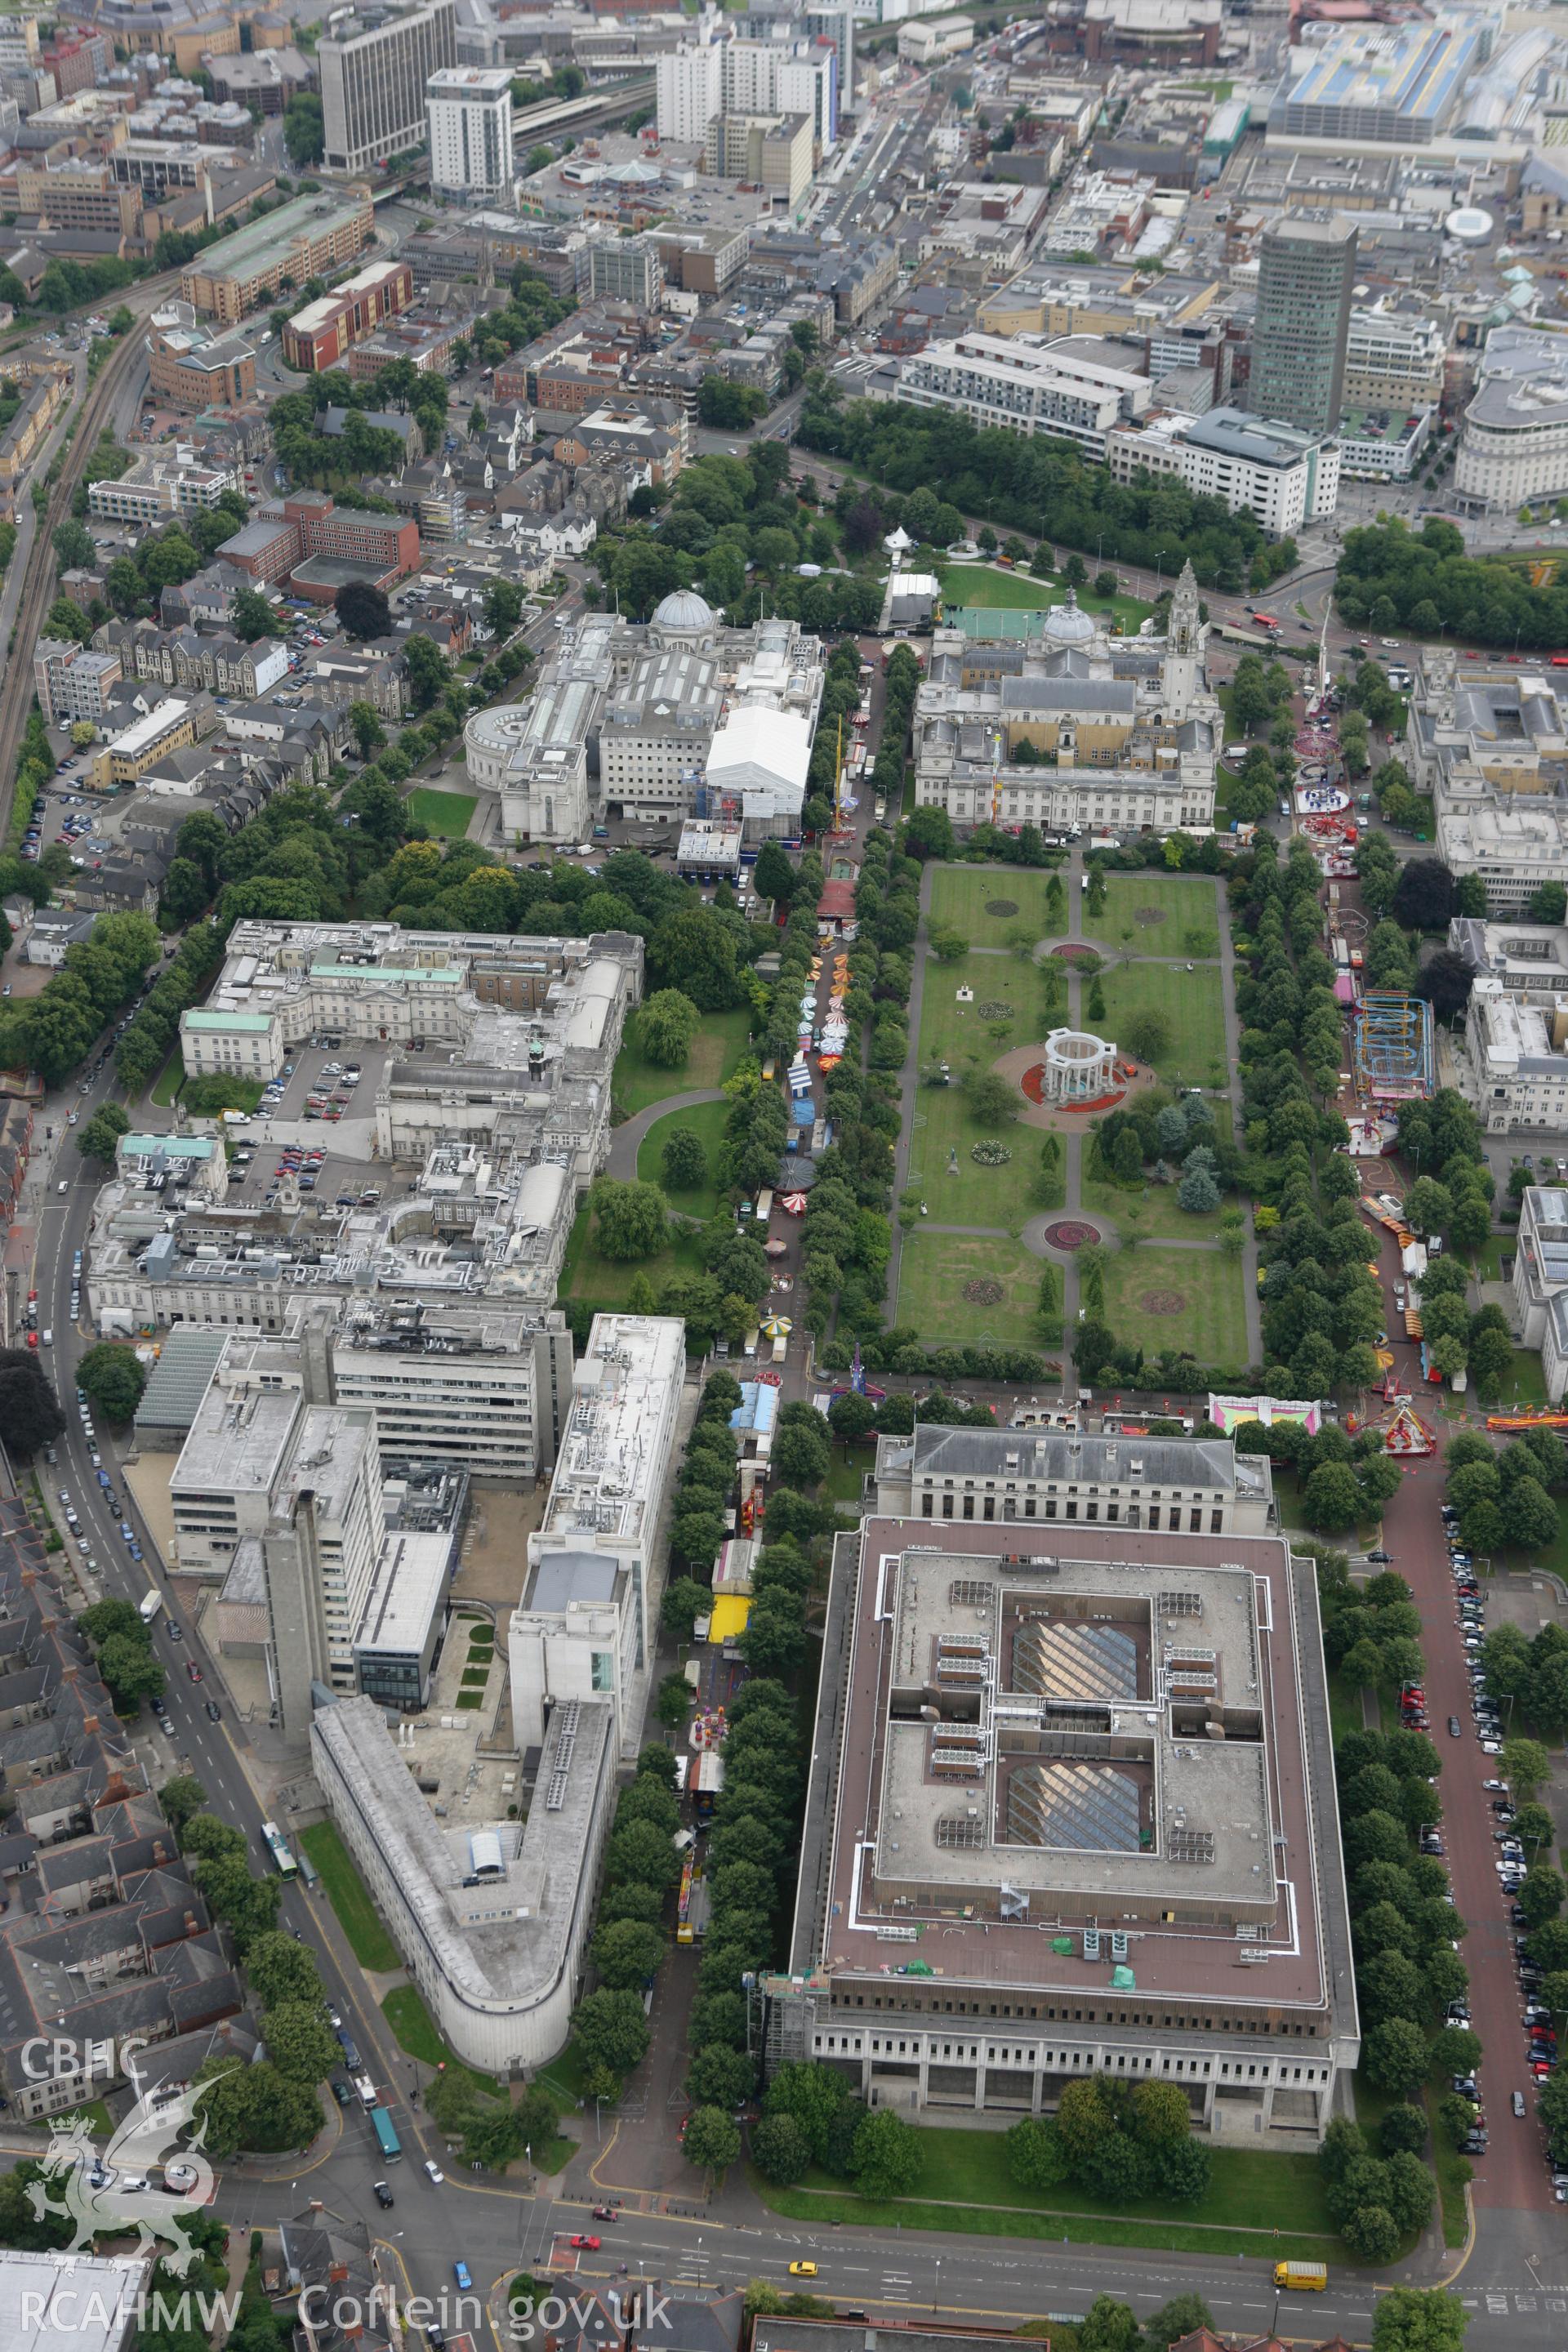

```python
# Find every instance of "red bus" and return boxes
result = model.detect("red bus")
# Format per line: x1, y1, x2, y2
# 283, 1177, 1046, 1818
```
1251, 612, 1282, 633
1551, 655, 1568, 668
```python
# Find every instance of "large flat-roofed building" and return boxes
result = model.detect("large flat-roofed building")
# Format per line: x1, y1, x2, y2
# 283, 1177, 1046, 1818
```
282, 258, 413, 372
329, 1299, 573, 1481
1512, 1185, 1568, 1401
0, 2252, 149, 2352
1407, 648, 1568, 908
889, 332, 1151, 453
1455, 978, 1568, 1134
147, 312, 256, 409
784, 1514, 1358, 2139
1343, 306, 1446, 409
311, 1686, 616, 2070
180, 188, 375, 323
1266, 18, 1481, 148
510, 1312, 687, 1762
467, 596, 825, 844
321, 0, 457, 176
1454, 326, 1568, 514
873, 1425, 1275, 1533
1124, 407, 1340, 536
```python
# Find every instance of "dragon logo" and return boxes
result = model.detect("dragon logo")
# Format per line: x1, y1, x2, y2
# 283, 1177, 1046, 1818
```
25, 2066, 236, 2274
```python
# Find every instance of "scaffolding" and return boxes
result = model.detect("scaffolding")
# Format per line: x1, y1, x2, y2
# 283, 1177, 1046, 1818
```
1351, 992, 1435, 1103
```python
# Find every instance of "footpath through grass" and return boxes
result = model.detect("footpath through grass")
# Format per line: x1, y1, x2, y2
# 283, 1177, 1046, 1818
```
751, 2129, 1343, 2262
300, 1821, 400, 1972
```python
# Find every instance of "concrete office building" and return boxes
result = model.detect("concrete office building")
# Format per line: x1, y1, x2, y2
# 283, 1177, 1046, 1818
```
1249, 216, 1356, 437
170, 1377, 385, 1728
321, 0, 457, 176
1454, 327, 1568, 513
1343, 306, 1446, 410
1512, 1185, 1568, 1402
312, 1686, 615, 2072
890, 332, 1151, 452
510, 1312, 688, 1762
427, 65, 513, 203
466, 598, 825, 843
782, 1514, 1358, 2138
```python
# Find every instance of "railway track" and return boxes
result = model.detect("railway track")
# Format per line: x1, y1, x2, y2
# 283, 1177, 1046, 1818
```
0, 280, 183, 836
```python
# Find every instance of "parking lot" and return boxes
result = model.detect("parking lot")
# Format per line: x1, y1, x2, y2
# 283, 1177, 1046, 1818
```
224, 1039, 392, 1173
226, 1134, 390, 1214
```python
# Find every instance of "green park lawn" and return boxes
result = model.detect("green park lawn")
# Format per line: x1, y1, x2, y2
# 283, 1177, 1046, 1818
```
906, 951, 1067, 1228
752, 2126, 1339, 2262
381, 1985, 503, 2099
1099, 1243, 1250, 1369
635, 1098, 729, 1220
560, 1196, 706, 1315
1081, 873, 1223, 954
300, 1822, 400, 1972
405, 786, 477, 838
1096, 959, 1227, 1089
896, 1231, 1059, 1352
612, 1005, 752, 1118
938, 566, 1152, 637
1080, 1170, 1227, 1245
929, 865, 1070, 948
149, 1048, 185, 1107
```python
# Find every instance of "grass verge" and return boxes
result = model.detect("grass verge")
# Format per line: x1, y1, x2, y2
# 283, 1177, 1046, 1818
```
149, 1049, 185, 1107
300, 1820, 400, 1972
406, 786, 477, 838
1425, 2092, 1472, 2250
751, 2128, 1344, 2261
381, 1984, 502, 2096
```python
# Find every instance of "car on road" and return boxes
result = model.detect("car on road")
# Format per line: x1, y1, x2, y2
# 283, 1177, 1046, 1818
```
1366, 1548, 1392, 1562
569, 2237, 600, 2252
1514, 2091, 1529, 2117
186, 1661, 202, 1682
205, 1699, 221, 1721
1448, 1716, 1462, 1737
374, 2182, 394, 2208
453, 2264, 472, 2291
424, 2160, 444, 2184
788, 2264, 817, 2278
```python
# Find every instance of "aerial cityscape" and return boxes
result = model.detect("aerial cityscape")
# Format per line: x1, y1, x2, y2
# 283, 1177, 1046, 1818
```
1, 2, 1568, 2352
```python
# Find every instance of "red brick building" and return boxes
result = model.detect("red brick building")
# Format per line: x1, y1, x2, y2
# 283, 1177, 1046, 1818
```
281, 259, 414, 373
216, 491, 419, 597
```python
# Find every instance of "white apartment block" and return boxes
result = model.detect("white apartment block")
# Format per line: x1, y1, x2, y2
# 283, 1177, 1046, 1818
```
1111, 407, 1338, 536
1343, 307, 1446, 408
426, 65, 513, 203
892, 332, 1151, 452
657, 34, 835, 149
656, 40, 721, 142
87, 453, 238, 525
510, 1313, 688, 1762
33, 639, 122, 726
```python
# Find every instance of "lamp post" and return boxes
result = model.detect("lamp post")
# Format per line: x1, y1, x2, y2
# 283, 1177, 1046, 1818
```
933, 2258, 942, 2314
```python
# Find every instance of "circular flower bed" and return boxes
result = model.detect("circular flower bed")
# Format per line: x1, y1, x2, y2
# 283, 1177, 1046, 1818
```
1050, 944, 1099, 964
963, 1278, 1005, 1306
1042, 1219, 1101, 1252
971, 1139, 1013, 1165
977, 1000, 1014, 1022
1138, 1289, 1186, 1316
986, 898, 1019, 918
1134, 906, 1168, 928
